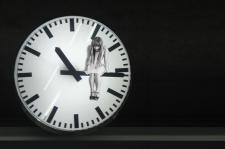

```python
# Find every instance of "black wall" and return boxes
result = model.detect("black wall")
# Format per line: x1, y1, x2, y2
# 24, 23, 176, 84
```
1, 0, 225, 126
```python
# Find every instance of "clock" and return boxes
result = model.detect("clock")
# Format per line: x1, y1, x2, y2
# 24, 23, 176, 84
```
14, 16, 131, 134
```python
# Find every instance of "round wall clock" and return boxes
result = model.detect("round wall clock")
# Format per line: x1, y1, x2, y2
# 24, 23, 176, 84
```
14, 16, 131, 134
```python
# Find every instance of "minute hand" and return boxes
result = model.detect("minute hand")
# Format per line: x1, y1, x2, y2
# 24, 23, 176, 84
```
55, 47, 82, 81
60, 70, 127, 77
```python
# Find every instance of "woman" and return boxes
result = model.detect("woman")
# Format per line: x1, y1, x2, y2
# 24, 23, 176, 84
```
85, 37, 108, 100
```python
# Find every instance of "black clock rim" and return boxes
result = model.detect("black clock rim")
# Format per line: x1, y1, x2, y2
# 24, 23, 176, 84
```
13, 15, 133, 135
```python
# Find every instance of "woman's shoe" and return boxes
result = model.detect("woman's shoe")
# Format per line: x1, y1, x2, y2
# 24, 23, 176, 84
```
95, 92, 99, 100
90, 91, 95, 100
90, 96, 95, 99
94, 96, 99, 100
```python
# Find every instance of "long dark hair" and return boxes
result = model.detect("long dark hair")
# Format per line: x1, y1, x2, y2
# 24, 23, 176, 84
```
91, 37, 103, 63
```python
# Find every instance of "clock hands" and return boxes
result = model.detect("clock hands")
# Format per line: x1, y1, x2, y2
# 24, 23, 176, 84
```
55, 47, 127, 78
60, 70, 127, 77
55, 47, 82, 81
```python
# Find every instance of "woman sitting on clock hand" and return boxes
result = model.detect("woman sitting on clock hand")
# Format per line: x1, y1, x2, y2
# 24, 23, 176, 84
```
85, 36, 108, 100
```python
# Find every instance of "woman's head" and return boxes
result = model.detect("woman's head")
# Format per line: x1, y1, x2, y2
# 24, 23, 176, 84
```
92, 37, 103, 52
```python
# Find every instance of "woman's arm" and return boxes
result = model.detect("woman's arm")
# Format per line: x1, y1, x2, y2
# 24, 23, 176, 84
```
85, 46, 92, 71
103, 47, 108, 72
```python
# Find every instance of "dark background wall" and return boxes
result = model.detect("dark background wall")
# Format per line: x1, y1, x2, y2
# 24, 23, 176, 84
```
0, 0, 225, 127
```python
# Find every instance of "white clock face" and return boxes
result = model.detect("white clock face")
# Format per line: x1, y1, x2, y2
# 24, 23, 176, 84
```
14, 16, 131, 133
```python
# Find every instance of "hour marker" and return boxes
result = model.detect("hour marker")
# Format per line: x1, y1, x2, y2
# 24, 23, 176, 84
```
107, 88, 123, 99
115, 68, 128, 73
105, 111, 109, 116
113, 104, 117, 108
20, 90, 25, 94
18, 72, 32, 78
95, 106, 105, 120
109, 108, 113, 112
43, 26, 53, 38
19, 85, 24, 88
25, 94, 39, 105
108, 42, 121, 52
69, 18, 75, 32
91, 24, 101, 39
18, 80, 23, 82
47, 106, 58, 123
29, 105, 34, 109
116, 99, 120, 103
33, 109, 37, 113
74, 114, 79, 128
24, 46, 40, 57
38, 112, 42, 117
23, 95, 28, 99
60, 20, 62, 24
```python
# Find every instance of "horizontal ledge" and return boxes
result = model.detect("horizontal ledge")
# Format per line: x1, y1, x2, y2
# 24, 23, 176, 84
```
1, 127, 225, 141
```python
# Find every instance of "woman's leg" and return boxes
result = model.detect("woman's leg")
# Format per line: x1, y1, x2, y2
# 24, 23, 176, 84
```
95, 73, 102, 97
93, 73, 97, 97
89, 73, 95, 98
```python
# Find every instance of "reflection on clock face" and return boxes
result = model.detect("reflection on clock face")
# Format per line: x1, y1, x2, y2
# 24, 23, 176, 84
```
14, 16, 131, 133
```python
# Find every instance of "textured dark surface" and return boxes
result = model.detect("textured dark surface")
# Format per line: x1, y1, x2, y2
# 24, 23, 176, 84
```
1, 1, 225, 127
2, 127, 225, 149
2, 127, 225, 141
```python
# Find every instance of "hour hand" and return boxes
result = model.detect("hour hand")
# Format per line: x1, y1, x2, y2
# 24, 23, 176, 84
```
55, 47, 82, 81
